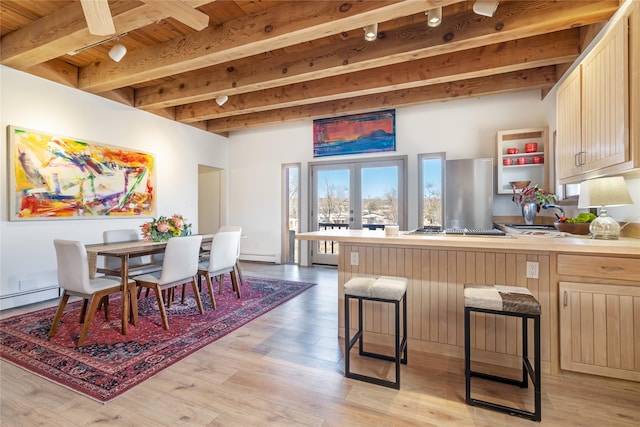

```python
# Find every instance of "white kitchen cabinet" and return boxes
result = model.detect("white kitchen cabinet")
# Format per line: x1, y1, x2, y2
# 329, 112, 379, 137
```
496, 127, 548, 194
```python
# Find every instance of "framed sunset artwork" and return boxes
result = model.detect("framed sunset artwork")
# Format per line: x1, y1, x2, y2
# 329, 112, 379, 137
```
8, 125, 156, 221
313, 110, 396, 157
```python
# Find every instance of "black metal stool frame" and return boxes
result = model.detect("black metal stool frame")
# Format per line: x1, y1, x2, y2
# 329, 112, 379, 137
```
345, 293, 407, 389
464, 306, 541, 422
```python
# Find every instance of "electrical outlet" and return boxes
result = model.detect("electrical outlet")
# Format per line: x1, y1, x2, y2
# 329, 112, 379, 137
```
526, 261, 539, 279
350, 252, 359, 266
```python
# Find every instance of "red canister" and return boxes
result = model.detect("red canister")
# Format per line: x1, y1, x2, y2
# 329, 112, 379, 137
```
503, 158, 513, 166
525, 142, 538, 153
532, 156, 544, 164
506, 147, 519, 154
517, 157, 527, 165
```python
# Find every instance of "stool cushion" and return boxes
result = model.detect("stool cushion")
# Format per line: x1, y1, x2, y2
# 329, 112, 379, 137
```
370, 276, 407, 301
344, 277, 377, 297
464, 284, 541, 315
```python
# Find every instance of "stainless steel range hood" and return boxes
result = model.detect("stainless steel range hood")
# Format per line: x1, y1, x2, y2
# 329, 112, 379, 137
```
445, 158, 494, 230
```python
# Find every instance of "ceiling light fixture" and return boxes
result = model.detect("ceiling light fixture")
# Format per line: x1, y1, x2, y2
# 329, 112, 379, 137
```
427, 7, 442, 27
363, 23, 378, 41
473, 1, 499, 17
215, 95, 229, 106
108, 40, 127, 62
67, 32, 128, 56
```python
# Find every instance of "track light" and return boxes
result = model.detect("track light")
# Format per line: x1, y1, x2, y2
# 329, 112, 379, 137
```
473, 1, 499, 17
363, 23, 378, 41
215, 95, 228, 106
108, 42, 127, 62
427, 7, 442, 27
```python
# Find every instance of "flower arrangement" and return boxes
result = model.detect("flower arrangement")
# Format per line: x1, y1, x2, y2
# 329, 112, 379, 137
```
141, 214, 191, 241
512, 184, 557, 209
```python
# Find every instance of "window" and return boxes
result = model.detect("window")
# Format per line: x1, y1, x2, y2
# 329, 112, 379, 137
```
418, 152, 445, 228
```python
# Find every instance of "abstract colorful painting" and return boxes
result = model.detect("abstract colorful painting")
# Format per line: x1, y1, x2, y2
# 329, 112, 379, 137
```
8, 125, 155, 220
313, 110, 396, 157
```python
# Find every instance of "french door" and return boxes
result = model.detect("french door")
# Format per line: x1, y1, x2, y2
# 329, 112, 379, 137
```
309, 156, 405, 265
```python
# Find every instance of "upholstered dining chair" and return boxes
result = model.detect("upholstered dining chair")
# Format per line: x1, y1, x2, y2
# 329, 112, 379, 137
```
132, 235, 203, 330
49, 239, 138, 347
197, 230, 241, 309
217, 225, 244, 289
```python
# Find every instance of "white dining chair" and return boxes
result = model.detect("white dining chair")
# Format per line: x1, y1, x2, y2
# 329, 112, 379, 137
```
197, 230, 241, 309
217, 225, 244, 288
132, 235, 203, 330
49, 239, 138, 347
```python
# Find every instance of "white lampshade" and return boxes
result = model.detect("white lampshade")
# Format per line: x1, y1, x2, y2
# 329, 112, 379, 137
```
578, 176, 633, 239
473, 1, 499, 17
363, 23, 378, 41
108, 43, 127, 62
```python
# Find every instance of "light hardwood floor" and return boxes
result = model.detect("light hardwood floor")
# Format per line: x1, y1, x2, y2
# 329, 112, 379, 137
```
1, 262, 639, 426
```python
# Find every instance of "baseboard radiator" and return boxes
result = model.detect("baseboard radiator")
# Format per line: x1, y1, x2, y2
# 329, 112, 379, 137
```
239, 253, 280, 264
0, 286, 60, 311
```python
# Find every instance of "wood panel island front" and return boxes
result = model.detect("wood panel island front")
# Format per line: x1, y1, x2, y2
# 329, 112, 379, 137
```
297, 229, 640, 382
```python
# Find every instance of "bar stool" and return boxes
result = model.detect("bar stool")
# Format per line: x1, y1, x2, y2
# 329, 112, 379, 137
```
344, 276, 408, 389
464, 283, 541, 422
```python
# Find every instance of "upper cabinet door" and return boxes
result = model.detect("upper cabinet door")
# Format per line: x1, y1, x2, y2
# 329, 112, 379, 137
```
556, 66, 583, 181
581, 17, 629, 173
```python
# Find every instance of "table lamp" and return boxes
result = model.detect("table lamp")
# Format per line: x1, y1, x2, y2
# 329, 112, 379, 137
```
578, 176, 633, 239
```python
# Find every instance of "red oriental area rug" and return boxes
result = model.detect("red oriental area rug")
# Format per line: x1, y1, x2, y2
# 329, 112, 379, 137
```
0, 277, 314, 403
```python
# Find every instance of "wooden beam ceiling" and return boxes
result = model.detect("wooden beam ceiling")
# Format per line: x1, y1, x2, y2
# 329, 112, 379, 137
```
0, 1, 620, 135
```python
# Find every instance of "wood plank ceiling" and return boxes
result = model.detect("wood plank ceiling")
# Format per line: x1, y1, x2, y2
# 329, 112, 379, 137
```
0, 1, 620, 136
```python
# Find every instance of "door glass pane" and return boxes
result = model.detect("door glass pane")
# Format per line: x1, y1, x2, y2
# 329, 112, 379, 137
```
421, 157, 443, 227
361, 165, 398, 230
286, 166, 299, 263
316, 168, 350, 256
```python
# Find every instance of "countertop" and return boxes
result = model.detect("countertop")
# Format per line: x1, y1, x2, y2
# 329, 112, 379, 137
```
296, 228, 640, 256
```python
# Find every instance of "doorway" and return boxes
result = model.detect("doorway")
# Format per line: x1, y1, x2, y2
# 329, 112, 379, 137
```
309, 156, 406, 265
198, 165, 222, 234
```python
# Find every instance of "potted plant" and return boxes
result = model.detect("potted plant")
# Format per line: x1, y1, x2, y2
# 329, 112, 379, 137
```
512, 185, 556, 224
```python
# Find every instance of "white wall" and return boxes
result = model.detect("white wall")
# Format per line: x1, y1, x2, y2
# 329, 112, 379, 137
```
0, 66, 229, 308
232, 92, 535, 263
229, 90, 640, 266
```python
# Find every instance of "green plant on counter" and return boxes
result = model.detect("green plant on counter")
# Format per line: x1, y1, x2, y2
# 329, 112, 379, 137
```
564, 213, 597, 223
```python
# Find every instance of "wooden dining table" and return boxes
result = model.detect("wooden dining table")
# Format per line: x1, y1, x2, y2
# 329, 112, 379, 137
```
85, 234, 214, 335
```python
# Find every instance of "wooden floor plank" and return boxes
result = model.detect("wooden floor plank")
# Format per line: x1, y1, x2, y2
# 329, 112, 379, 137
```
1, 263, 639, 426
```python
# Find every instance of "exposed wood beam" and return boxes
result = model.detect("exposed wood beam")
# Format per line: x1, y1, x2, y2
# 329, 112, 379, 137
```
205, 66, 558, 133
134, 0, 617, 111
78, 1, 466, 92
0, 1, 215, 69
140, 1, 209, 31
176, 29, 580, 122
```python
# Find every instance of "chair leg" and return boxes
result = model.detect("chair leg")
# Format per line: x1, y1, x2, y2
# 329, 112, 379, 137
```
230, 270, 240, 298
49, 292, 70, 337
204, 273, 217, 309
234, 261, 245, 286
102, 295, 110, 320
181, 283, 187, 304
191, 277, 204, 314
128, 282, 139, 326
151, 286, 170, 330
77, 294, 102, 347
218, 275, 224, 294
79, 299, 89, 324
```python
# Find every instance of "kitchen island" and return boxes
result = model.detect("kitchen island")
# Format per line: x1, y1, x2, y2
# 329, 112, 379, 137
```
297, 229, 640, 381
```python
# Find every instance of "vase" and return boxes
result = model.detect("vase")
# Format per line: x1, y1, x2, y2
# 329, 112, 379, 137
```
521, 202, 537, 225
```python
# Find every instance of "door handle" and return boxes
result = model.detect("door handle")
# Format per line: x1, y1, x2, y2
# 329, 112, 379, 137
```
564, 290, 568, 307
